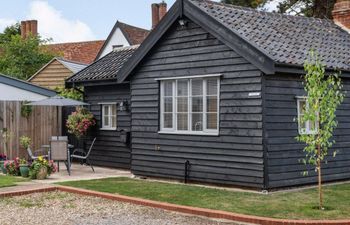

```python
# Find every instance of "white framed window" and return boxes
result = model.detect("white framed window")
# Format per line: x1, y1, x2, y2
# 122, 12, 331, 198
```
297, 98, 318, 135
160, 75, 220, 135
101, 104, 117, 130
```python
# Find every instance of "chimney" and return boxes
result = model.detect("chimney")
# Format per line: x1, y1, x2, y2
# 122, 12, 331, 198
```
152, 3, 160, 29
332, 0, 350, 31
20, 21, 27, 39
159, 2, 168, 21
20, 20, 38, 39
151, 1, 168, 29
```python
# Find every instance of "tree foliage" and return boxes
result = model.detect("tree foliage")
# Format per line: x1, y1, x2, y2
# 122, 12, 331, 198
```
0, 24, 56, 80
297, 51, 344, 209
276, 0, 336, 18
0, 23, 20, 43
55, 86, 83, 101
221, 0, 268, 8
221, 0, 336, 18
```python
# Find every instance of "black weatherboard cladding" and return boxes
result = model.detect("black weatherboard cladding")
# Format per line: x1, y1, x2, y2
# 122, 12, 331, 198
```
264, 75, 350, 188
130, 19, 264, 188
84, 84, 131, 169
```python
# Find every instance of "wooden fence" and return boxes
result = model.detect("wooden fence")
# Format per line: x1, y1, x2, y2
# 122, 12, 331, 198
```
0, 101, 61, 159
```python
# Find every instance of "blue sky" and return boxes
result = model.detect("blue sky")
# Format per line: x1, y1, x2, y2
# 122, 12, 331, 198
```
0, 0, 278, 43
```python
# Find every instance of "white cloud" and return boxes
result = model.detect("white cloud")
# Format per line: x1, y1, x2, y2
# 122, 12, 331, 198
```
27, 1, 95, 43
0, 18, 17, 32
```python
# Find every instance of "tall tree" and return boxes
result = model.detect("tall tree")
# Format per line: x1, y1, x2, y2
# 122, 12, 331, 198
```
222, 0, 336, 18
0, 24, 56, 80
0, 23, 20, 43
221, 0, 267, 8
297, 51, 344, 209
276, 0, 336, 18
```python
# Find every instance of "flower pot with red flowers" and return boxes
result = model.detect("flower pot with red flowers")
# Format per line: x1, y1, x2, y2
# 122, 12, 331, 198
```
4, 158, 20, 176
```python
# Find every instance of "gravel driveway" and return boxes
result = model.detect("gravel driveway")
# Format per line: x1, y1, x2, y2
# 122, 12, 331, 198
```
0, 191, 247, 225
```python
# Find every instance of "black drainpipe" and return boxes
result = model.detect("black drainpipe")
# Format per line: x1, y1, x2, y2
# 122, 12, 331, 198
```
184, 160, 190, 183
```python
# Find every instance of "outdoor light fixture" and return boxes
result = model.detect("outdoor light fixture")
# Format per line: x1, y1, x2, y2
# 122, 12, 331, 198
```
118, 100, 129, 112
178, 19, 187, 27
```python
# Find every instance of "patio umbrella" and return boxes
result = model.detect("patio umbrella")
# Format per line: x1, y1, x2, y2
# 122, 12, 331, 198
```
27, 95, 89, 139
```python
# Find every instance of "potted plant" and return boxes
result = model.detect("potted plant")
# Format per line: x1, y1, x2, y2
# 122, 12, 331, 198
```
0, 153, 7, 174
29, 156, 57, 180
66, 107, 96, 139
20, 135, 31, 151
4, 158, 20, 176
19, 158, 30, 177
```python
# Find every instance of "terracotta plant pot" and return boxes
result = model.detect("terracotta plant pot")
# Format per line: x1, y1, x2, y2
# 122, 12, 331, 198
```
19, 164, 29, 178
36, 166, 48, 180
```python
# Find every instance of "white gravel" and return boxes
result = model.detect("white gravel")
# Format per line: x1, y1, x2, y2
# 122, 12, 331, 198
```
0, 191, 247, 225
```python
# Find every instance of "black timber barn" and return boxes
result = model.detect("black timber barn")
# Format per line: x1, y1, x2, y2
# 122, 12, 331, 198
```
67, 0, 350, 190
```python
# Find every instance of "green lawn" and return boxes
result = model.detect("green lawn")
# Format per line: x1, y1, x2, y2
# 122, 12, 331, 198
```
0, 175, 27, 188
58, 177, 350, 220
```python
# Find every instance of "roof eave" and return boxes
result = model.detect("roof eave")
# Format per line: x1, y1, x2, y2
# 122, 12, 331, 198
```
274, 62, 350, 78
184, 0, 275, 75
116, 0, 276, 83
0, 74, 57, 97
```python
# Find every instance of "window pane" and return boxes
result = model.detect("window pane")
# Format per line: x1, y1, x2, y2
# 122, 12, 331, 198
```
103, 105, 109, 116
207, 78, 218, 96
192, 113, 203, 131
177, 114, 188, 130
207, 96, 218, 112
207, 113, 217, 129
177, 97, 188, 112
112, 116, 116, 128
164, 113, 173, 128
299, 100, 306, 114
177, 80, 188, 96
103, 116, 109, 127
164, 97, 173, 112
163, 81, 173, 97
192, 97, 203, 112
111, 105, 117, 116
191, 79, 203, 96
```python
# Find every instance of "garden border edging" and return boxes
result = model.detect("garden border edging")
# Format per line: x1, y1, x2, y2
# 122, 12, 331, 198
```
0, 186, 349, 225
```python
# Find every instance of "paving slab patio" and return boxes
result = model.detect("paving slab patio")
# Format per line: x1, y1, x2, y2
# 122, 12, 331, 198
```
33, 163, 132, 184
0, 163, 131, 193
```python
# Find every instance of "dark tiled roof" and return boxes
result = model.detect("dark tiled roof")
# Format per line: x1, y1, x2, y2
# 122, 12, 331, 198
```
67, 45, 138, 83
47, 40, 105, 64
190, 0, 350, 71
119, 22, 150, 45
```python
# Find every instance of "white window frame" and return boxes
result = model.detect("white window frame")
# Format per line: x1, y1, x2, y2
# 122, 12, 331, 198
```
159, 75, 220, 136
101, 103, 117, 130
297, 97, 318, 135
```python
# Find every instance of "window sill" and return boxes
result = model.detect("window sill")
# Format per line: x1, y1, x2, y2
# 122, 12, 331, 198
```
158, 131, 219, 136
100, 128, 117, 131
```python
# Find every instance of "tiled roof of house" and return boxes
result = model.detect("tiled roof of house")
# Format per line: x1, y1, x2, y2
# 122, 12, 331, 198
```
190, 0, 350, 71
47, 40, 105, 64
67, 45, 138, 83
118, 21, 150, 45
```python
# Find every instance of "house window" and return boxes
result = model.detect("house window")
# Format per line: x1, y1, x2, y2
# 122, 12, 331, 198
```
297, 98, 318, 135
160, 76, 220, 135
101, 104, 117, 129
